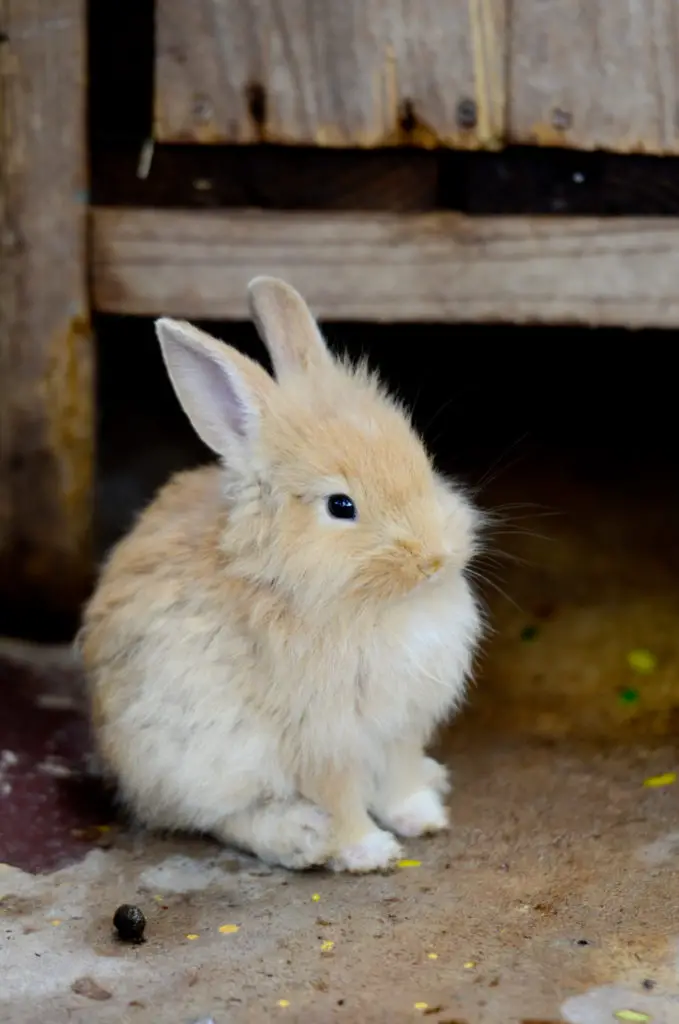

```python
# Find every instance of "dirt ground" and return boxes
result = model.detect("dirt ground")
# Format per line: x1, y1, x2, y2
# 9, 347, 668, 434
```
2, 454, 679, 1024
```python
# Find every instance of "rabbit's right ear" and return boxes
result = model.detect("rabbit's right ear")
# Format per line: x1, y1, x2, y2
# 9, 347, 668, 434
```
155, 318, 275, 458
248, 277, 332, 377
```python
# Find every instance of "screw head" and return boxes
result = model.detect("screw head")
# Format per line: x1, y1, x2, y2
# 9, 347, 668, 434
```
192, 94, 214, 124
457, 97, 478, 129
551, 107, 573, 131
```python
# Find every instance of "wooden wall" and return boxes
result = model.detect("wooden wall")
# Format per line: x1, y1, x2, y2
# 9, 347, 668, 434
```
0, 0, 93, 629
4, 0, 679, 628
155, 0, 506, 148
91, 208, 679, 328
156, 0, 679, 154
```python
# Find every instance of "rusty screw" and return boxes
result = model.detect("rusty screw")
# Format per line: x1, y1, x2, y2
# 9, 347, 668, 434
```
192, 94, 214, 125
457, 98, 478, 129
551, 107, 573, 131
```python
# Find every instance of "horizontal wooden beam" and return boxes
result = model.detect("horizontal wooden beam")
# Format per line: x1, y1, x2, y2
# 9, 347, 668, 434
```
91, 208, 679, 327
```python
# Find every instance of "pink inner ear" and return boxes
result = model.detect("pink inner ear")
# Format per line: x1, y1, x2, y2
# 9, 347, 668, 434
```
201, 351, 251, 439
164, 338, 255, 454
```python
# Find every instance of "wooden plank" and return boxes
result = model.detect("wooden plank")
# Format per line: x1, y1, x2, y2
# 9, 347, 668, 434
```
508, 0, 679, 154
0, 1, 93, 624
91, 206, 679, 328
155, 0, 506, 149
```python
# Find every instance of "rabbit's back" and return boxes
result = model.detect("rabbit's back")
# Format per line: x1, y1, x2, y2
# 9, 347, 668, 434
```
80, 465, 280, 824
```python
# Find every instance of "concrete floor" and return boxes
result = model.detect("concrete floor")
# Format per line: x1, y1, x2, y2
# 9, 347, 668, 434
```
2, 456, 679, 1023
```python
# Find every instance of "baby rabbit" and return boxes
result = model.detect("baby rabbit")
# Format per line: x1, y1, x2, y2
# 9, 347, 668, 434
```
79, 278, 483, 873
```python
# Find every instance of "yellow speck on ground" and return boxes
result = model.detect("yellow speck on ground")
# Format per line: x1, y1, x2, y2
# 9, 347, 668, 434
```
185, 933, 199, 940
320, 940, 335, 952
277, 999, 290, 1008
311, 893, 320, 901
614, 1011, 652, 1022
219, 924, 240, 934
398, 859, 421, 868
96, 825, 111, 833
463, 960, 476, 969
414, 1002, 429, 1011
153, 894, 163, 902
50, 919, 61, 926
626, 648, 657, 674
643, 772, 676, 787
427, 952, 438, 959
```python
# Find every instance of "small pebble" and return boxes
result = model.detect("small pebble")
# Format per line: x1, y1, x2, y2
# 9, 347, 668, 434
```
113, 904, 146, 943
71, 976, 112, 1001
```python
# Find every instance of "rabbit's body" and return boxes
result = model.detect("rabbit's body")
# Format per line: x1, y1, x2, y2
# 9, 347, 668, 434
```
81, 279, 483, 872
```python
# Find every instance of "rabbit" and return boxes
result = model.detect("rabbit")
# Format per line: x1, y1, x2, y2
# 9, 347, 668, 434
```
78, 277, 484, 873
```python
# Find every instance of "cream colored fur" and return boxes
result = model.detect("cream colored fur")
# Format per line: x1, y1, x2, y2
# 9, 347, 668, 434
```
79, 277, 483, 873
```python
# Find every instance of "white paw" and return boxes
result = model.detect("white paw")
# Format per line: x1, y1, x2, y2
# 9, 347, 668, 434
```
422, 757, 451, 796
383, 787, 449, 838
329, 829, 403, 874
272, 802, 332, 870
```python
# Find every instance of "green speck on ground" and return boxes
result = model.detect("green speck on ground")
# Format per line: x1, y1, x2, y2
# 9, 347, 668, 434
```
520, 625, 539, 642
619, 688, 640, 704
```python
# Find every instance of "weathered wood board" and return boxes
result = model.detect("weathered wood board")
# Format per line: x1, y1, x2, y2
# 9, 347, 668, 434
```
155, 0, 506, 148
0, 0, 93, 620
508, 0, 679, 153
91, 207, 679, 328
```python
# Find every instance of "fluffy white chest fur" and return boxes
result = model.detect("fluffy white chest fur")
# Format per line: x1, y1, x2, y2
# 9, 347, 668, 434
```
102, 567, 480, 875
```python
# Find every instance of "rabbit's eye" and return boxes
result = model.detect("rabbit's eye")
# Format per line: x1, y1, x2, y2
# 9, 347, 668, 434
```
326, 494, 357, 521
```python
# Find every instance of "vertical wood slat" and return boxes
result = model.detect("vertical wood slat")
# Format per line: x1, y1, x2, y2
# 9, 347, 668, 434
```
155, 0, 506, 149
0, 0, 93, 623
508, 0, 679, 154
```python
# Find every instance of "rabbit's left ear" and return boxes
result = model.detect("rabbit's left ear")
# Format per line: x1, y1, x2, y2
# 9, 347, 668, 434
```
248, 276, 332, 377
155, 317, 275, 459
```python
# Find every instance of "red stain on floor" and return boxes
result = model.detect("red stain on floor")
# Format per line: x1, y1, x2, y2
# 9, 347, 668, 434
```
0, 656, 116, 873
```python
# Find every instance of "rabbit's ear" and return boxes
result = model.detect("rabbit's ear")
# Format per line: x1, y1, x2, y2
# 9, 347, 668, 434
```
248, 277, 332, 377
155, 318, 275, 457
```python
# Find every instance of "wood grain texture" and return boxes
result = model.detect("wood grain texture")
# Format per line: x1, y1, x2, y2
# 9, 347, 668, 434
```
155, 0, 506, 148
91, 207, 679, 327
0, 0, 93, 619
509, 0, 679, 153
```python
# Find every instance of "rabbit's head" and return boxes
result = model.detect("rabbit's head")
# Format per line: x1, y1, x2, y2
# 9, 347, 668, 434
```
156, 279, 480, 615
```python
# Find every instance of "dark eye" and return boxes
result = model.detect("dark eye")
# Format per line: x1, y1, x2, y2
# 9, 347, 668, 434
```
326, 494, 357, 520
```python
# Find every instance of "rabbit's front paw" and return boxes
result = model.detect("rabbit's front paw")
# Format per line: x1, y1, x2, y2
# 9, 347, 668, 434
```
275, 802, 332, 869
329, 828, 403, 873
382, 787, 449, 838
422, 756, 451, 796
